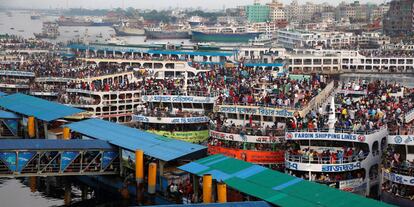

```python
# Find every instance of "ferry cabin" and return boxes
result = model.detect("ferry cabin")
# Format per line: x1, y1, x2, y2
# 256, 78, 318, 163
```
130, 93, 216, 143
30, 77, 73, 101
0, 70, 35, 94
62, 72, 141, 123
284, 128, 388, 197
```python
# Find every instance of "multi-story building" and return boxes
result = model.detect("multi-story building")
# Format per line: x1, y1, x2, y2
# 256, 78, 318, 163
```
267, 0, 286, 21
277, 29, 390, 49
245, 1, 271, 23
383, 0, 414, 36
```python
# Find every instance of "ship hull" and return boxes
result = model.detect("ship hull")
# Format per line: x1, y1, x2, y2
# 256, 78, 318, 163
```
114, 27, 145, 36
191, 31, 262, 43
91, 22, 114, 27
145, 29, 190, 39
57, 21, 93, 27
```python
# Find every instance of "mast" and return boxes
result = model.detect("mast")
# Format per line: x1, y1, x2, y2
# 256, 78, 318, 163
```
328, 96, 336, 133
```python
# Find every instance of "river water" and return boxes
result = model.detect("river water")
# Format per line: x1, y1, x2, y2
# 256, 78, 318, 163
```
0, 10, 191, 45
1, 9, 414, 207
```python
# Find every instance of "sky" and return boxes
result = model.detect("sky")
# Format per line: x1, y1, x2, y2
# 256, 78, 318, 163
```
0, 0, 385, 10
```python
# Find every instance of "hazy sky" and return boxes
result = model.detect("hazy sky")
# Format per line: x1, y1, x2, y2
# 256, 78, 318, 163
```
1, 0, 384, 10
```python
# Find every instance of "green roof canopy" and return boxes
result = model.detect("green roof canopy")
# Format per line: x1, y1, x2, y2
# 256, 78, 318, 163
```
179, 154, 394, 207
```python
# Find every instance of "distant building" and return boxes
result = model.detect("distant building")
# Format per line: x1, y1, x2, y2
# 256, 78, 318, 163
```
383, 0, 414, 36
267, 0, 286, 21
245, 2, 270, 23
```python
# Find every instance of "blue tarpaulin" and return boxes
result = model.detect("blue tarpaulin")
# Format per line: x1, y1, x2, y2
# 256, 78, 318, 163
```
0, 93, 83, 122
66, 119, 207, 162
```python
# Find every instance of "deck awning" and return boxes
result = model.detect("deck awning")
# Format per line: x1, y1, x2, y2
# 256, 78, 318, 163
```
0, 93, 83, 122
66, 119, 207, 162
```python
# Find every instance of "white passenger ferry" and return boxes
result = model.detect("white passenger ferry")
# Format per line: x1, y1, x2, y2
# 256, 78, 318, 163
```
381, 116, 414, 207
209, 72, 334, 169
130, 91, 216, 143
284, 90, 388, 198
0, 70, 35, 94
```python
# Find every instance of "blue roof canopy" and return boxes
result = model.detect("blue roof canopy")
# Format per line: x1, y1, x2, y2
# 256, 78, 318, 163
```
0, 93, 83, 122
0, 110, 19, 119
0, 139, 114, 151
66, 119, 207, 162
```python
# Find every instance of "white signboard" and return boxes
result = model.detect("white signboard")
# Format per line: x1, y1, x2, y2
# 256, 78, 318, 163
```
387, 135, 414, 145
383, 171, 414, 186
285, 161, 362, 172
132, 115, 209, 124
286, 132, 367, 143
216, 105, 295, 117
339, 178, 367, 193
210, 130, 284, 144
142, 95, 215, 103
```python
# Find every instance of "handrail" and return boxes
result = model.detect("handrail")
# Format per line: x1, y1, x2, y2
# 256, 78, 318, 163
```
285, 152, 368, 164
287, 126, 387, 135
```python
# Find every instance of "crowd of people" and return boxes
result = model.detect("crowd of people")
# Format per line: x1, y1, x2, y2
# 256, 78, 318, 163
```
286, 145, 367, 164
208, 137, 285, 152
286, 80, 414, 134
286, 168, 365, 184
359, 49, 414, 58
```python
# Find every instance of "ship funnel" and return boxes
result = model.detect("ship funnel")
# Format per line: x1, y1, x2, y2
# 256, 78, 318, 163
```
328, 96, 336, 133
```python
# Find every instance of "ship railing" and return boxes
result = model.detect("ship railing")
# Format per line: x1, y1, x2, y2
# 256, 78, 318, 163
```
286, 126, 387, 135
136, 110, 206, 118
388, 126, 414, 135
387, 164, 414, 177
285, 152, 368, 164
210, 124, 285, 137
142, 90, 219, 97
216, 101, 302, 111
405, 108, 414, 124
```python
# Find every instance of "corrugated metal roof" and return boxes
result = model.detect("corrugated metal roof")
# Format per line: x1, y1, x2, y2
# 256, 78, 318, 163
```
0, 139, 114, 151
179, 154, 394, 207
150, 201, 272, 207
0, 110, 19, 119
147, 50, 234, 57
66, 119, 207, 162
0, 93, 83, 122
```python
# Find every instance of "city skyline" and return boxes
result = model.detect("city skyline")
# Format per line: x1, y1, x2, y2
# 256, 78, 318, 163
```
1, 0, 387, 10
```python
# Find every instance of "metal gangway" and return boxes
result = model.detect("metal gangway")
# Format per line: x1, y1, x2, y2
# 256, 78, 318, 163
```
0, 139, 120, 177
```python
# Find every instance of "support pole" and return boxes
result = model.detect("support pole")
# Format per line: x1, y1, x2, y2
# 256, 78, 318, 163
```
28, 116, 35, 138
63, 127, 71, 140
203, 174, 212, 203
217, 182, 227, 203
148, 162, 157, 194
29, 177, 37, 193
135, 149, 144, 204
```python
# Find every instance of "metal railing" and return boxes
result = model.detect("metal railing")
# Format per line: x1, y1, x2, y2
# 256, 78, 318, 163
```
287, 126, 387, 135
285, 152, 368, 164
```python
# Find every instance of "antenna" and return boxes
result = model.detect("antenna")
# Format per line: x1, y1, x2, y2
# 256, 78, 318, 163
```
328, 96, 336, 133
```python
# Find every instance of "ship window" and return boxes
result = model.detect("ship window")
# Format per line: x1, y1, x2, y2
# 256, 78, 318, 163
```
172, 103, 181, 108
408, 146, 414, 154
165, 71, 174, 77
226, 113, 237, 119
372, 141, 379, 156
204, 103, 213, 111
263, 116, 273, 122
380, 137, 386, 151
182, 103, 192, 109
193, 103, 202, 109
